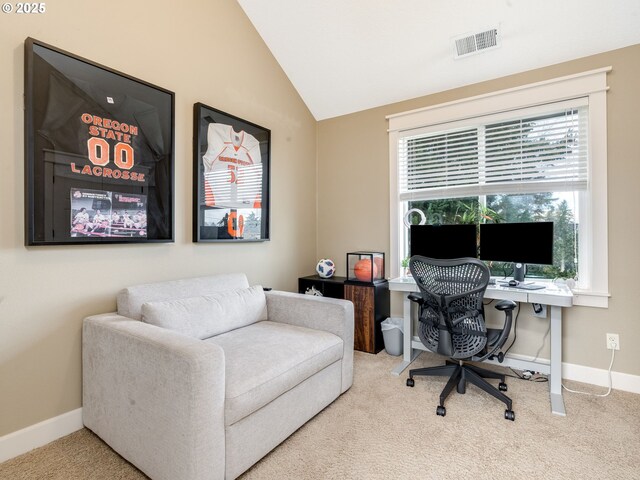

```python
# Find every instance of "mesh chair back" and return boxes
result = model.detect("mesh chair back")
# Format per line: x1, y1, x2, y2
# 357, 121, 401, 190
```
409, 256, 490, 359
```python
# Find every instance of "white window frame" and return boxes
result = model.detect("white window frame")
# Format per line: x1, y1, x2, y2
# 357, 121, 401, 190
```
388, 67, 611, 308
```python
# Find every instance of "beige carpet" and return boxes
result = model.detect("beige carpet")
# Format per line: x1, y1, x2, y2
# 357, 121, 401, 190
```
2, 351, 639, 480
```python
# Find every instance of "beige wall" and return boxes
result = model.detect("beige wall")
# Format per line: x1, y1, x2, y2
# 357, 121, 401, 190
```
318, 44, 640, 377
2, 1, 639, 440
0, 0, 318, 436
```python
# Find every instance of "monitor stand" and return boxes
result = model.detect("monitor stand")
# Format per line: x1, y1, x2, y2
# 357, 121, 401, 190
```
513, 263, 526, 282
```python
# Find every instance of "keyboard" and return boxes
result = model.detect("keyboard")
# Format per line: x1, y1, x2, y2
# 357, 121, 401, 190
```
513, 283, 546, 291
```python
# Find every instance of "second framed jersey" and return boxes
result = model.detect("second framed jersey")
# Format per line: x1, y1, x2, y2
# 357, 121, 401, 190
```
193, 103, 270, 242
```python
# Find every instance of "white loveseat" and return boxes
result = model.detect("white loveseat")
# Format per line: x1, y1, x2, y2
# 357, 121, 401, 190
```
82, 273, 354, 480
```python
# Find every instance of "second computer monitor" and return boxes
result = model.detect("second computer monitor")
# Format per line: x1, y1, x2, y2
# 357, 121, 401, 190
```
479, 222, 554, 281
410, 224, 478, 259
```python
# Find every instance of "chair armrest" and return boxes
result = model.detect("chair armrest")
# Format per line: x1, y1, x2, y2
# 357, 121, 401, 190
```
265, 291, 354, 393
474, 300, 517, 362
83, 313, 226, 480
407, 293, 423, 304
495, 299, 517, 311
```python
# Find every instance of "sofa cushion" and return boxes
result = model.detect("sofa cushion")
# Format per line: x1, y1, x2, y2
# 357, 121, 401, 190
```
118, 273, 250, 320
141, 285, 267, 339
204, 321, 343, 426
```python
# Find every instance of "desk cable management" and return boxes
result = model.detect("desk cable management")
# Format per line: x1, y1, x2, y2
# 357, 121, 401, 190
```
497, 302, 548, 383
497, 304, 616, 395
484, 301, 548, 383
482, 300, 543, 382
527, 304, 615, 397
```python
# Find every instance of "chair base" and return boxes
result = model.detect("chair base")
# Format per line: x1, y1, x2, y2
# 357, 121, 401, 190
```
407, 361, 514, 420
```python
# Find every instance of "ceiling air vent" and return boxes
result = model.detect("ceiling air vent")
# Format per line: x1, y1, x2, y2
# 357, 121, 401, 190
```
453, 27, 500, 59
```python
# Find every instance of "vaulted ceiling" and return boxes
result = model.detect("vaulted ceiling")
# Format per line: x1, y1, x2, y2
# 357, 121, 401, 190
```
238, 0, 640, 120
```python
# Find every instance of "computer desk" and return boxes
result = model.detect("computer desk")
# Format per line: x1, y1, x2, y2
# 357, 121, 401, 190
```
388, 276, 574, 416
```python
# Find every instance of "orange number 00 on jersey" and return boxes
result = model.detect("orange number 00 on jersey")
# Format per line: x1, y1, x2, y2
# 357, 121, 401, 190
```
87, 138, 135, 170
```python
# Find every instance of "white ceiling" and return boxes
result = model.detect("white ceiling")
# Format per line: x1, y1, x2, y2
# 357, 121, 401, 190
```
238, 0, 640, 120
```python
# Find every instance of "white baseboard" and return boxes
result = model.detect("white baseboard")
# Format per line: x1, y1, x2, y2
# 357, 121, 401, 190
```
502, 352, 640, 394
563, 362, 640, 394
0, 408, 83, 463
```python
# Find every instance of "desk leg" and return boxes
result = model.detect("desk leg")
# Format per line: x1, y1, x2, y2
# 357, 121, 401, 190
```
549, 305, 566, 416
391, 294, 420, 376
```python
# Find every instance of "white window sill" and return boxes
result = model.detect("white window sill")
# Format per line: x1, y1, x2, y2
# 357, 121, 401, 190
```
571, 289, 610, 308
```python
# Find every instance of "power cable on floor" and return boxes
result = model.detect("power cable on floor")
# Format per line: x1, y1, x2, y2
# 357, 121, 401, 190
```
562, 349, 615, 397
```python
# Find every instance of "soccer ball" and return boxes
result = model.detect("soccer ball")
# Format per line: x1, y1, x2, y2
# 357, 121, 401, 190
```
316, 258, 336, 278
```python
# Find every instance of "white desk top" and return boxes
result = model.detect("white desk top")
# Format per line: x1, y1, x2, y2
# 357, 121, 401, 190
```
388, 276, 573, 307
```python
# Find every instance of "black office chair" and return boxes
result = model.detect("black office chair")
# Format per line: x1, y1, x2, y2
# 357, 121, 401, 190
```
406, 256, 517, 421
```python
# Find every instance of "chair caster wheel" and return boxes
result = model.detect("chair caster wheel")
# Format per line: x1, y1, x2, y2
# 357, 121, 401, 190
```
406, 378, 415, 387
497, 352, 505, 363
436, 406, 446, 417
505, 409, 515, 421
499, 382, 508, 392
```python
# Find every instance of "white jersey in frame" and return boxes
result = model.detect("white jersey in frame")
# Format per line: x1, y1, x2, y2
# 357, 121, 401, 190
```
202, 123, 262, 209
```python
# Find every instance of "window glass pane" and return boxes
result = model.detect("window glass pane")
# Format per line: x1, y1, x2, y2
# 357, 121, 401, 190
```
408, 197, 481, 225
407, 197, 482, 262
486, 193, 578, 279
407, 192, 578, 280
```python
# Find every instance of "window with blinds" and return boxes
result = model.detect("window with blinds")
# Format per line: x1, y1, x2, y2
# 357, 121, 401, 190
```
398, 100, 589, 201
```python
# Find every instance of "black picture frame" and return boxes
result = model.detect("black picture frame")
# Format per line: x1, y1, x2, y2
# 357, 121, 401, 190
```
193, 103, 270, 242
24, 38, 175, 245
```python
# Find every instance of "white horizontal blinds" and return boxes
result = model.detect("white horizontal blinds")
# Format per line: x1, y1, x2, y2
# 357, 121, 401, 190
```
484, 106, 588, 192
398, 98, 589, 201
400, 127, 479, 195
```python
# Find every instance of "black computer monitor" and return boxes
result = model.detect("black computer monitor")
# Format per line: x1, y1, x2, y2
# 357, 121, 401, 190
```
410, 224, 477, 259
479, 222, 554, 281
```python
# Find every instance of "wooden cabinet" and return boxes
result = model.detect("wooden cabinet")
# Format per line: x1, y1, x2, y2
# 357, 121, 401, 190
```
298, 275, 390, 354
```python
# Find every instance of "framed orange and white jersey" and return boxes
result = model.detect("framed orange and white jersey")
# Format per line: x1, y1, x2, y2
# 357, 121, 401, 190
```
193, 103, 270, 242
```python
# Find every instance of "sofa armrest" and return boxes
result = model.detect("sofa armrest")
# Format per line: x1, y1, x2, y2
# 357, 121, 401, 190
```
265, 291, 354, 393
83, 313, 226, 480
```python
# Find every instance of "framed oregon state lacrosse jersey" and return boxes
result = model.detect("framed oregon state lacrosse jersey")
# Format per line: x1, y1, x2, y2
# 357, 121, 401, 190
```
25, 38, 174, 245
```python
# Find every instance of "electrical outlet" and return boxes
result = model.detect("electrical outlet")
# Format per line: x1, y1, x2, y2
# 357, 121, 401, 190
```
532, 303, 547, 318
606, 333, 620, 350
